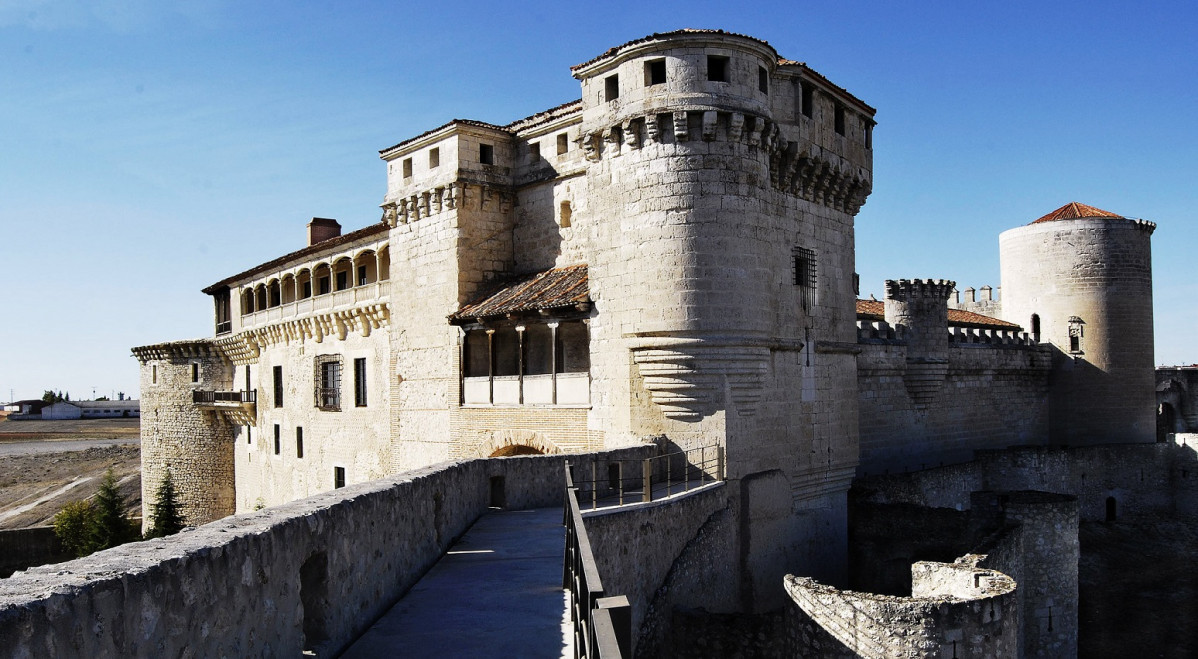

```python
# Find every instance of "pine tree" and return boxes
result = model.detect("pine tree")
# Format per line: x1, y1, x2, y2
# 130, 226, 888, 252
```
90, 468, 135, 551
145, 470, 186, 539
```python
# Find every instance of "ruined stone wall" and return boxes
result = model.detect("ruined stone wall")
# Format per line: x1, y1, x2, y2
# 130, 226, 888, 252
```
857, 341, 1052, 475
0, 448, 651, 657
134, 340, 235, 530
786, 555, 1018, 659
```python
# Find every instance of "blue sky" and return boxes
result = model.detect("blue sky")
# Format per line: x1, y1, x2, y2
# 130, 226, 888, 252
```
1, 0, 1195, 402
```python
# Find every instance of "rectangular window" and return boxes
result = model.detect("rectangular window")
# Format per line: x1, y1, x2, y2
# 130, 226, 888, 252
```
273, 424, 280, 455
479, 143, 494, 165
528, 142, 540, 161
302, 281, 312, 299
865, 122, 873, 149
794, 247, 818, 310
334, 466, 346, 489
273, 365, 283, 408
758, 66, 768, 94
245, 364, 251, 391
246, 425, 252, 445
354, 357, 367, 407
318, 276, 330, 295
152, 365, 157, 384
645, 59, 666, 86
604, 74, 619, 101
556, 133, 569, 155
316, 356, 341, 411
402, 157, 413, 178
707, 55, 729, 82
335, 271, 348, 291
357, 265, 367, 286
191, 363, 199, 383
800, 83, 813, 118
296, 427, 304, 458
834, 106, 846, 136
428, 147, 440, 168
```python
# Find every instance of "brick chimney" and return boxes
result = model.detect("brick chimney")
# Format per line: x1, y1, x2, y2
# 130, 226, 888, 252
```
307, 218, 341, 246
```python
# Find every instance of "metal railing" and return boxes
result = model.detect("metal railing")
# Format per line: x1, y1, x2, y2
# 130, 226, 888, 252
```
192, 390, 256, 404
564, 466, 631, 658
570, 445, 724, 510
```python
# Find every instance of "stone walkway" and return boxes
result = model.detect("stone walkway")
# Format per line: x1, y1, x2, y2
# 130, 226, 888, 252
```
342, 507, 572, 658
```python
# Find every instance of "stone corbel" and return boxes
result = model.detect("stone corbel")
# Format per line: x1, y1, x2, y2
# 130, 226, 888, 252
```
432, 188, 443, 214
729, 113, 745, 141
622, 119, 640, 149
747, 116, 764, 147
445, 183, 458, 210
580, 133, 599, 161
381, 202, 398, 228
645, 114, 660, 144
673, 111, 689, 141
701, 111, 718, 141
604, 126, 621, 156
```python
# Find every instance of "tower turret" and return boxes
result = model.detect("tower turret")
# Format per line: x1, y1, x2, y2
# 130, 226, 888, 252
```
999, 202, 1155, 444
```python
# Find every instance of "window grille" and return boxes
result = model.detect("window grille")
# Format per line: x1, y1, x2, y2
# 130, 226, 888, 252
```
794, 247, 818, 310
315, 355, 342, 411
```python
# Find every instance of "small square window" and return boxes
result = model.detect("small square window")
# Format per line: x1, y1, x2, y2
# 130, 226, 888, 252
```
758, 66, 768, 94
528, 142, 540, 162
645, 59, 666, 86
707, 55, 729, 82
428, 147, 439, 168
604, 74, 619, 102
480, 143, 494, 165
556, 133, 569, 155
334, 466, 346, 489
402, 157, 413, 178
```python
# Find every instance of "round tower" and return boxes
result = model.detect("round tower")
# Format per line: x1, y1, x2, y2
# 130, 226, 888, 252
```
132, 340, 237, 531
999, 202, 1155, 444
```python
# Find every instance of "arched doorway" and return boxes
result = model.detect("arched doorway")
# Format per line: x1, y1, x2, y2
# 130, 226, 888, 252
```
489, 444, 544, 457
1158, 402, 1178, 442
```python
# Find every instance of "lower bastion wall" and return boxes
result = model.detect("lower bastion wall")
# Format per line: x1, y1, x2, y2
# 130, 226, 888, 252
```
856, 342, 1052, 475
0, 447, 651, 657
856, 439, 1198, 523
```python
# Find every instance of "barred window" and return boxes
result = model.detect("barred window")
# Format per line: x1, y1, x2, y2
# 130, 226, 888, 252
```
794, 247, 818, 310
315, 355, 342, 411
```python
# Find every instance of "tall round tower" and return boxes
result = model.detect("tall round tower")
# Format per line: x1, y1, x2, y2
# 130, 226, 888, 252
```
999, 202, 1156, 444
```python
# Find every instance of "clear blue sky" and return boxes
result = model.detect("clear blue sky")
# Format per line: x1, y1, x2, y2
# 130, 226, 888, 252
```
1, 0, 1195, 402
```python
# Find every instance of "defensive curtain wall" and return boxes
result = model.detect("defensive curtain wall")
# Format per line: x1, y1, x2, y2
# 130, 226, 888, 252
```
0, 448, 654, 657
855, 279, 1053, 475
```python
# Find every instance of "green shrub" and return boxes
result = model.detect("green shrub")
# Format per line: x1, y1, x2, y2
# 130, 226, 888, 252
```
53, 500, 98, 557
90, 468, 137, 551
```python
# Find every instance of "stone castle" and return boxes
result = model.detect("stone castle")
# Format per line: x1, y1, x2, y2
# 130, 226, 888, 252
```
5, 30, 1192, 658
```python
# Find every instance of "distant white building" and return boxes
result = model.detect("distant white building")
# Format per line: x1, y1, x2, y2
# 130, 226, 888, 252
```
39, 400, 140, 420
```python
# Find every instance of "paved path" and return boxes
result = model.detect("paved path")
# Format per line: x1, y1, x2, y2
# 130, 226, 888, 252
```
342, 507, 572, 658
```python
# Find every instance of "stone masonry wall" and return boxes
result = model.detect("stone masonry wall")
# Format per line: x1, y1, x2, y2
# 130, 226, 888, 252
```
0, 447, 651, 657
135, 341, 235, 530
857, 342, 1052, 475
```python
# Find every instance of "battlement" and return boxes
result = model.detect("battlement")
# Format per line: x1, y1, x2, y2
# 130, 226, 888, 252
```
856, 321, 1036, 347
885, 278, 955, 302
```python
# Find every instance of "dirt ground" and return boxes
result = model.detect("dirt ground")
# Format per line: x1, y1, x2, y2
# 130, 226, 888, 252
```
0, 419, 142, 529
1078, 518, 1198, 658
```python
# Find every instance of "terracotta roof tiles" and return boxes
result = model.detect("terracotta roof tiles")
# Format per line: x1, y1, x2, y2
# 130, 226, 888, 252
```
856, 299, 1021, 331
1031, 202, 1124, 225
449, 264, 589, 323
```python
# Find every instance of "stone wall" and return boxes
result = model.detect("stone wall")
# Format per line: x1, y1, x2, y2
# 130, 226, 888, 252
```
857, 341, 1052, 474
581, 483, 729, 656
786, 555, 1018, 658
0, 448, 650, 657
0, 528, 69, 579
1157, 366, 1198, 437
856, 440, 1198, 523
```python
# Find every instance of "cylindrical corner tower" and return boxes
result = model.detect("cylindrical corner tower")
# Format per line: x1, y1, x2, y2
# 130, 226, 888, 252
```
999, 202, 1155, 444
132, 340, 237, 531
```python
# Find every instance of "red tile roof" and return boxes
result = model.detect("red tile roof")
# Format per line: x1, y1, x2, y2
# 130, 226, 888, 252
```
449, 264, 589, 322
856, 299, 1021, 331
1031, 202, 1124, 224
